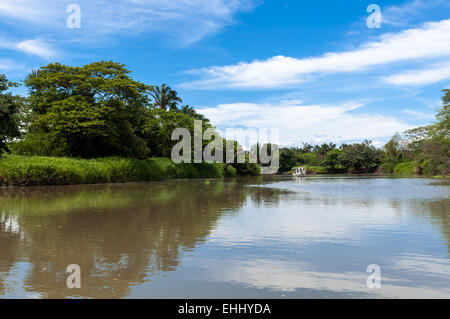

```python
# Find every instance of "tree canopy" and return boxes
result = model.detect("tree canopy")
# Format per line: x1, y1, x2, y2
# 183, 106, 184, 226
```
0, 74, 22, 155
23, 61, 153, 158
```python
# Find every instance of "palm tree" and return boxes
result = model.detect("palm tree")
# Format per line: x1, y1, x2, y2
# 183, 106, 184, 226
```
149, 84, 182, 110
179, 105, 209, 122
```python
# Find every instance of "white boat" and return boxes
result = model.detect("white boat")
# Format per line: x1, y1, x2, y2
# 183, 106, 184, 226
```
292, 167, 306, 176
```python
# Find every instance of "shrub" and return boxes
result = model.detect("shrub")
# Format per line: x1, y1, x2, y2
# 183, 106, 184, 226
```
224, 165, 237, 177
393, 161, 419, 175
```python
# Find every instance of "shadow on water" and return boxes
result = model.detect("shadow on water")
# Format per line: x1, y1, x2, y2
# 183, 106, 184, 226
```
0, 178, 288, 298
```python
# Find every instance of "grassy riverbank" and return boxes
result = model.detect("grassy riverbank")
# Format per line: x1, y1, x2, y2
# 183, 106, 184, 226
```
0, 155, 240, 186
287, 162, 448, 178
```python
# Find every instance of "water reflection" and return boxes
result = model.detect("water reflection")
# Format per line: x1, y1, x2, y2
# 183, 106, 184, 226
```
0, 177, 449, 298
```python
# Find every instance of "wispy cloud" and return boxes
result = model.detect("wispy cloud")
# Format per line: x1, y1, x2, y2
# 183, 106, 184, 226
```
0, 0, 257, 44
183, 19, 450, 89
402, 109, 436, 119
0, 58, 22, 71
16, 40, 56, 60
0, 38, 56, 60
382, 0, 450, 27
383, 62, 450, 86
198, 100, 413, 145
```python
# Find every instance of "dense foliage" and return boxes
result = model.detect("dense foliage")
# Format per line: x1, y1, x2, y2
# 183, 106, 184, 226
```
4, 61, 259, 181
382, 89, 449, 176
2, 61, 448, 183
277, 90, 449, 176
279, 140, 381, 174
19, 62, 152, 158
0, 74, 23, 155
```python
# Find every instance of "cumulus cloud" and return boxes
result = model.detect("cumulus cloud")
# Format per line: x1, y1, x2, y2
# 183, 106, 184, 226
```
198, 101, 412, 145
184, 19, 450, 89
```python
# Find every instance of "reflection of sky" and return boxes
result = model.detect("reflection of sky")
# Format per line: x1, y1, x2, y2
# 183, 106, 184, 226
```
1, 262, 42, 299
171, 177, 450, 298
1, 177, 449, 298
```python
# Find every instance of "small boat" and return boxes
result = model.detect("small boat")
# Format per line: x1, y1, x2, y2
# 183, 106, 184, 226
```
292, 167, 306, 176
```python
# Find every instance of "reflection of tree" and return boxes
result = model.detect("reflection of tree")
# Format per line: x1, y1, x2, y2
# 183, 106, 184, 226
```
413, 198, 449, 254
0, 179, 254, 298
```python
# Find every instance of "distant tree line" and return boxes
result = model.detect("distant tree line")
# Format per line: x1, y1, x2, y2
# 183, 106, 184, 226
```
277, 89, 449, 176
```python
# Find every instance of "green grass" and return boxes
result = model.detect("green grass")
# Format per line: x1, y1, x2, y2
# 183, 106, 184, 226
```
0, 155, 228, 186
304, 165, 328, 174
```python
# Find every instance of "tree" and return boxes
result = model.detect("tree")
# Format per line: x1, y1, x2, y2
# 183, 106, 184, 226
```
301, 142, 313, 153
322, 149, 342, 171
314, 142, 336, 160
149, 84, 182, 110
338, 141, 381, 173
179, 105, 209, 122
279, 148, 298, 172
23, 61, 152, 158
433, 89, 449, 138
383, 133, 405, 163
0, 74, 22, 155
143, 108, 197, 158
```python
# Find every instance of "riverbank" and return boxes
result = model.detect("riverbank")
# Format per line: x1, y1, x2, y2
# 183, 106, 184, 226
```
0, 155, 240, 186
287, 164, 448, 178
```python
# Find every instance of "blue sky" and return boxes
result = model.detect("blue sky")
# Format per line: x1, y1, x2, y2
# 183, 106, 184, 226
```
1, 0, 449, 146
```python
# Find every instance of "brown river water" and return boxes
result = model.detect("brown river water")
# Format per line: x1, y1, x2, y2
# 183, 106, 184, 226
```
0, 176, 449, 298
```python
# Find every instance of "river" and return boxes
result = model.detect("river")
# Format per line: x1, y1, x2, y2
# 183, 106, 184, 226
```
0, 176, 449, 298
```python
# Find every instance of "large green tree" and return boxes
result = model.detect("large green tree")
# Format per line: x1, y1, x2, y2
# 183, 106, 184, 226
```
0, 74, 22, 156
338, 141, 382, 173
23, 61, 152, 158
279, 148, 298, 172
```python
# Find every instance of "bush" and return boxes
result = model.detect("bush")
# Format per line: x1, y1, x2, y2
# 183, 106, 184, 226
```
224, 165, 237, 177
379, 162, 395, 174
233, 162, 261, 176
297, 152, 319, 165
393, 161, 419, 175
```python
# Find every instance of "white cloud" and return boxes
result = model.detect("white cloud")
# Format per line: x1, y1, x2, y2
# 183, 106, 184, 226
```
0, 58, 20, 71
185, 19, 450, 89
402, 109, 436, 119
382, 0, 449, 27
16, 40, 55, 60
203, 258, 450, 297
0, 0, 256, 44
383, 63, 450, 86
0, 37, 56, 60
198, 100, 412, 145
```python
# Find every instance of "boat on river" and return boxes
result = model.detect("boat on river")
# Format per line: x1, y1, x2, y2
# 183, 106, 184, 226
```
292, 167, 306, 176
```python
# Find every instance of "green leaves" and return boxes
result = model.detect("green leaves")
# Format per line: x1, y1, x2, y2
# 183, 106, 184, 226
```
338, 141, 381, 172
23, 61, 152, 158
0, 74, 23, 155
149, 84, 182, 110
